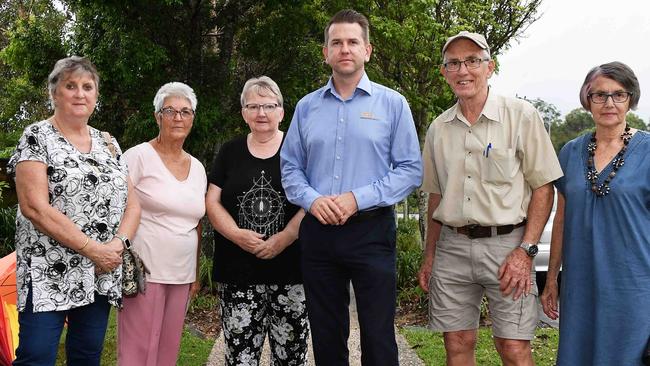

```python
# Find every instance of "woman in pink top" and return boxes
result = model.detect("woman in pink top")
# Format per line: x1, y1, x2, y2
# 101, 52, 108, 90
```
117, 82, 207, 366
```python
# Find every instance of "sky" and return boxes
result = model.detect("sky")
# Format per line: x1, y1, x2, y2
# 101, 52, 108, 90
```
490, 0, 650, 121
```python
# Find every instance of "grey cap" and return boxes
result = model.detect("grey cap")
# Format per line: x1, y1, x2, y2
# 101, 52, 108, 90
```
442, 31, 490, 56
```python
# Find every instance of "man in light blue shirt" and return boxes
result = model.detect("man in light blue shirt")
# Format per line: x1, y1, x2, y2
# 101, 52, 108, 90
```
281, 9, 422, 366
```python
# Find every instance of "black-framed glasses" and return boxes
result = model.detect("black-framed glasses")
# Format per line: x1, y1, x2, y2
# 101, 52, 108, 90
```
588, 91, 632, 104
442, 57, 490, 72
159, 107, 195, 119
244, 103, 279, 114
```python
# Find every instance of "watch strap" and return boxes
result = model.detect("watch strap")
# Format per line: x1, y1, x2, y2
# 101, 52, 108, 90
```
114, 234, 131, 250
519, 242, 538, 257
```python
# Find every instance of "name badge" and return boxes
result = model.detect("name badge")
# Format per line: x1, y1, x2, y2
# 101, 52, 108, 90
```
360, 112, 378, 120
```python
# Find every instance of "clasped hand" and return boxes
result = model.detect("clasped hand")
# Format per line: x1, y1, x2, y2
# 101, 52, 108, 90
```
91, 238, 124, 274
309, 192, 358, 225
234, 229, 290, 260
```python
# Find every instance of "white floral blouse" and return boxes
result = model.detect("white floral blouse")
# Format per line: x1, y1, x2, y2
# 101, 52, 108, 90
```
7, 120, 128, 312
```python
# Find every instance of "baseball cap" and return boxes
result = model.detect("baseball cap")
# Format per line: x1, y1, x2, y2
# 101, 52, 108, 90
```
442, 31, 490, 56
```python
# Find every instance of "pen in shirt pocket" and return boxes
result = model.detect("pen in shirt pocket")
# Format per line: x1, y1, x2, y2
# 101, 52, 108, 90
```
484, 143, 492, 158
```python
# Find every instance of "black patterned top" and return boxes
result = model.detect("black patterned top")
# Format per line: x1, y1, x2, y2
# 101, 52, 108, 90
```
208, 135, 302, 285
7, 120, 128, 312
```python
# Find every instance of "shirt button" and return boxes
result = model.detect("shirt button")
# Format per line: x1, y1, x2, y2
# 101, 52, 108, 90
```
468, 130, 472, 134
338, 137, 342, 141
467, 197, 471, 201
335, 175, 339, 179
340, 118, 344, 123
467, 176, 471, 179
468, 151, 472, 156
336, 156, 341, 160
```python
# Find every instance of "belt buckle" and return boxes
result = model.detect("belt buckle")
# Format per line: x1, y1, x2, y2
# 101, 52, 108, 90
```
467, 224, 479, 239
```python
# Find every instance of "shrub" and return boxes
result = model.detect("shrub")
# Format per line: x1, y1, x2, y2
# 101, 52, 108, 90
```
396, 218, 426, 307
0, 206, 16, 257
0, 181, 17, 257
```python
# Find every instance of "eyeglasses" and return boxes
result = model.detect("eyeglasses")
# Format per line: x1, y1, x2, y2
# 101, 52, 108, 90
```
588, 92, 632, 104
442, 57, 490, 72
159, 107, 195, 119
244, 103, 279, 114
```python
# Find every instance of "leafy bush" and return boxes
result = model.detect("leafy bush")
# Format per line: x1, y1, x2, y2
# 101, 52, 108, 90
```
198, 254, 215, 293
396, 218, 426, 307
0, 206, 16, 257
0, 181, 17, 257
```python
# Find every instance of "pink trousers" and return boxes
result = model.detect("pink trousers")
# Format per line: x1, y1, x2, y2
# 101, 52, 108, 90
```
117, 283, 190, 366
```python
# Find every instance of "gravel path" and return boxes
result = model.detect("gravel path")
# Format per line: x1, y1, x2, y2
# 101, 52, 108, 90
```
206, 289, 424, 366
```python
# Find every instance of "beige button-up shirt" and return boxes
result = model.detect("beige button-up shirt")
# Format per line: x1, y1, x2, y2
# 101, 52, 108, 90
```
422, 91, 563, 227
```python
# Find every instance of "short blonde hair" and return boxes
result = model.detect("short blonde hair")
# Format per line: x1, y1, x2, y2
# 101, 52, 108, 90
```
240, 76, 283, 107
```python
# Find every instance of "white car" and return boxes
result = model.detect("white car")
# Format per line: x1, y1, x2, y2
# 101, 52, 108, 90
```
534, 193, 560, 291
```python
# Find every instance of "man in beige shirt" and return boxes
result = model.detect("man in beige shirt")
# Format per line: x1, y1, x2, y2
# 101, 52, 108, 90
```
417, 31, 562, 366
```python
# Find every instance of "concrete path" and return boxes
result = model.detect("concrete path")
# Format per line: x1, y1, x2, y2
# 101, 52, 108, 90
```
206, 289, 424, 366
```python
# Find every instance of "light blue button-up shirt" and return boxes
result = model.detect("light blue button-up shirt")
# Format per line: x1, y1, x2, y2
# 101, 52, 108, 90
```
280, 73, 423, 212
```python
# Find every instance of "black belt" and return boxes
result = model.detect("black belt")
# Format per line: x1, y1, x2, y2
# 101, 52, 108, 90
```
346, 206, 393, 225
449, 220, 527, 239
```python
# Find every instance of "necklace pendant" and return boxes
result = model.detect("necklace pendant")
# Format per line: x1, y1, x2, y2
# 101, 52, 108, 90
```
586, 170, 598, 181
613, 157, 624, 169
587, 141, 597, 153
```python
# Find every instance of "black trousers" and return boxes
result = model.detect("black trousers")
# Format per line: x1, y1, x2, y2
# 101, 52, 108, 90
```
300, 211, 398, 366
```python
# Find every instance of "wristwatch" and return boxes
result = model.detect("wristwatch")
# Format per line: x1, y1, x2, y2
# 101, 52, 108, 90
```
519, 242, 538, 257
114, 234, 132, 250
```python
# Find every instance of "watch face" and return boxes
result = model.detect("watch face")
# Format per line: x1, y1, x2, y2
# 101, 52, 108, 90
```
528, 245, 538, 257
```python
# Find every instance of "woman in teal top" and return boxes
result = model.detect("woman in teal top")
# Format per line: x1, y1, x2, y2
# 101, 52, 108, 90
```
541, 61, 650, 365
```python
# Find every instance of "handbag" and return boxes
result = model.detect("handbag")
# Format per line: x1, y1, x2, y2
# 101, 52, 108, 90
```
121, 246, 148, 297
101, 131, 148, 297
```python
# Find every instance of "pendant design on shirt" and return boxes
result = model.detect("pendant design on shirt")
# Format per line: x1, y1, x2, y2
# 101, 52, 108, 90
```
237, 170, 285, 239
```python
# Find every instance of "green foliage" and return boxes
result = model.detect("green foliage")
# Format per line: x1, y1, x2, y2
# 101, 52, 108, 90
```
401, 326, 559, 365
396, 218, 426, 307
198, 254, 215, 293
55, 308, 214, 365
0, 3, 66, 136
0, 205, 16, 257
0, 180, 16, 256
189, 292, 219, 314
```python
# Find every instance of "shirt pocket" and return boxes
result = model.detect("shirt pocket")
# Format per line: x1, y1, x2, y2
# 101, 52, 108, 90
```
481, 148, 517, 185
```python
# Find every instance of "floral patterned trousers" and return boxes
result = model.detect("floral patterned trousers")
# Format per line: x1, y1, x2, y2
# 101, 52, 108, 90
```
217, 283, 310, 366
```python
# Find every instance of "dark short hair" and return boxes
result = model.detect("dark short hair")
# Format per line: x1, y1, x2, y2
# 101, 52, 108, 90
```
324, 9, 370, 45
579, 61, 640, 110
48, 56, 99, 103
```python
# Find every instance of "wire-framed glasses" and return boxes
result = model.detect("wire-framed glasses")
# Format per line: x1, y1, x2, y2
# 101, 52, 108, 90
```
159, 107, 195, 119
442, 57, 490, 72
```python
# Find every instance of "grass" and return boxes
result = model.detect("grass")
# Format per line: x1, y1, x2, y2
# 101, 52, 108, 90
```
401, 326, 559, 365
55, 308, 214, 365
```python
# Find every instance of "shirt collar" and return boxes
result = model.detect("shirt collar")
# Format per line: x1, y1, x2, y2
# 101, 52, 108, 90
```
444, 88, 500, 124
323, 72, 372, 100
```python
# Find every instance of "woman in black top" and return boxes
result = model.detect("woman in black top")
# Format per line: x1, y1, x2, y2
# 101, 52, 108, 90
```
206, 76, 308, 365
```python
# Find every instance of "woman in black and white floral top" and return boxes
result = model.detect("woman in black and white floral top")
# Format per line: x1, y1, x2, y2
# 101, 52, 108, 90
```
7, 56, 140, 365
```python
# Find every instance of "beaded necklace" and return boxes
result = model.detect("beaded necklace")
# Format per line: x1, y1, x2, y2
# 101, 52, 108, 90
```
585, 124, 632, 197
